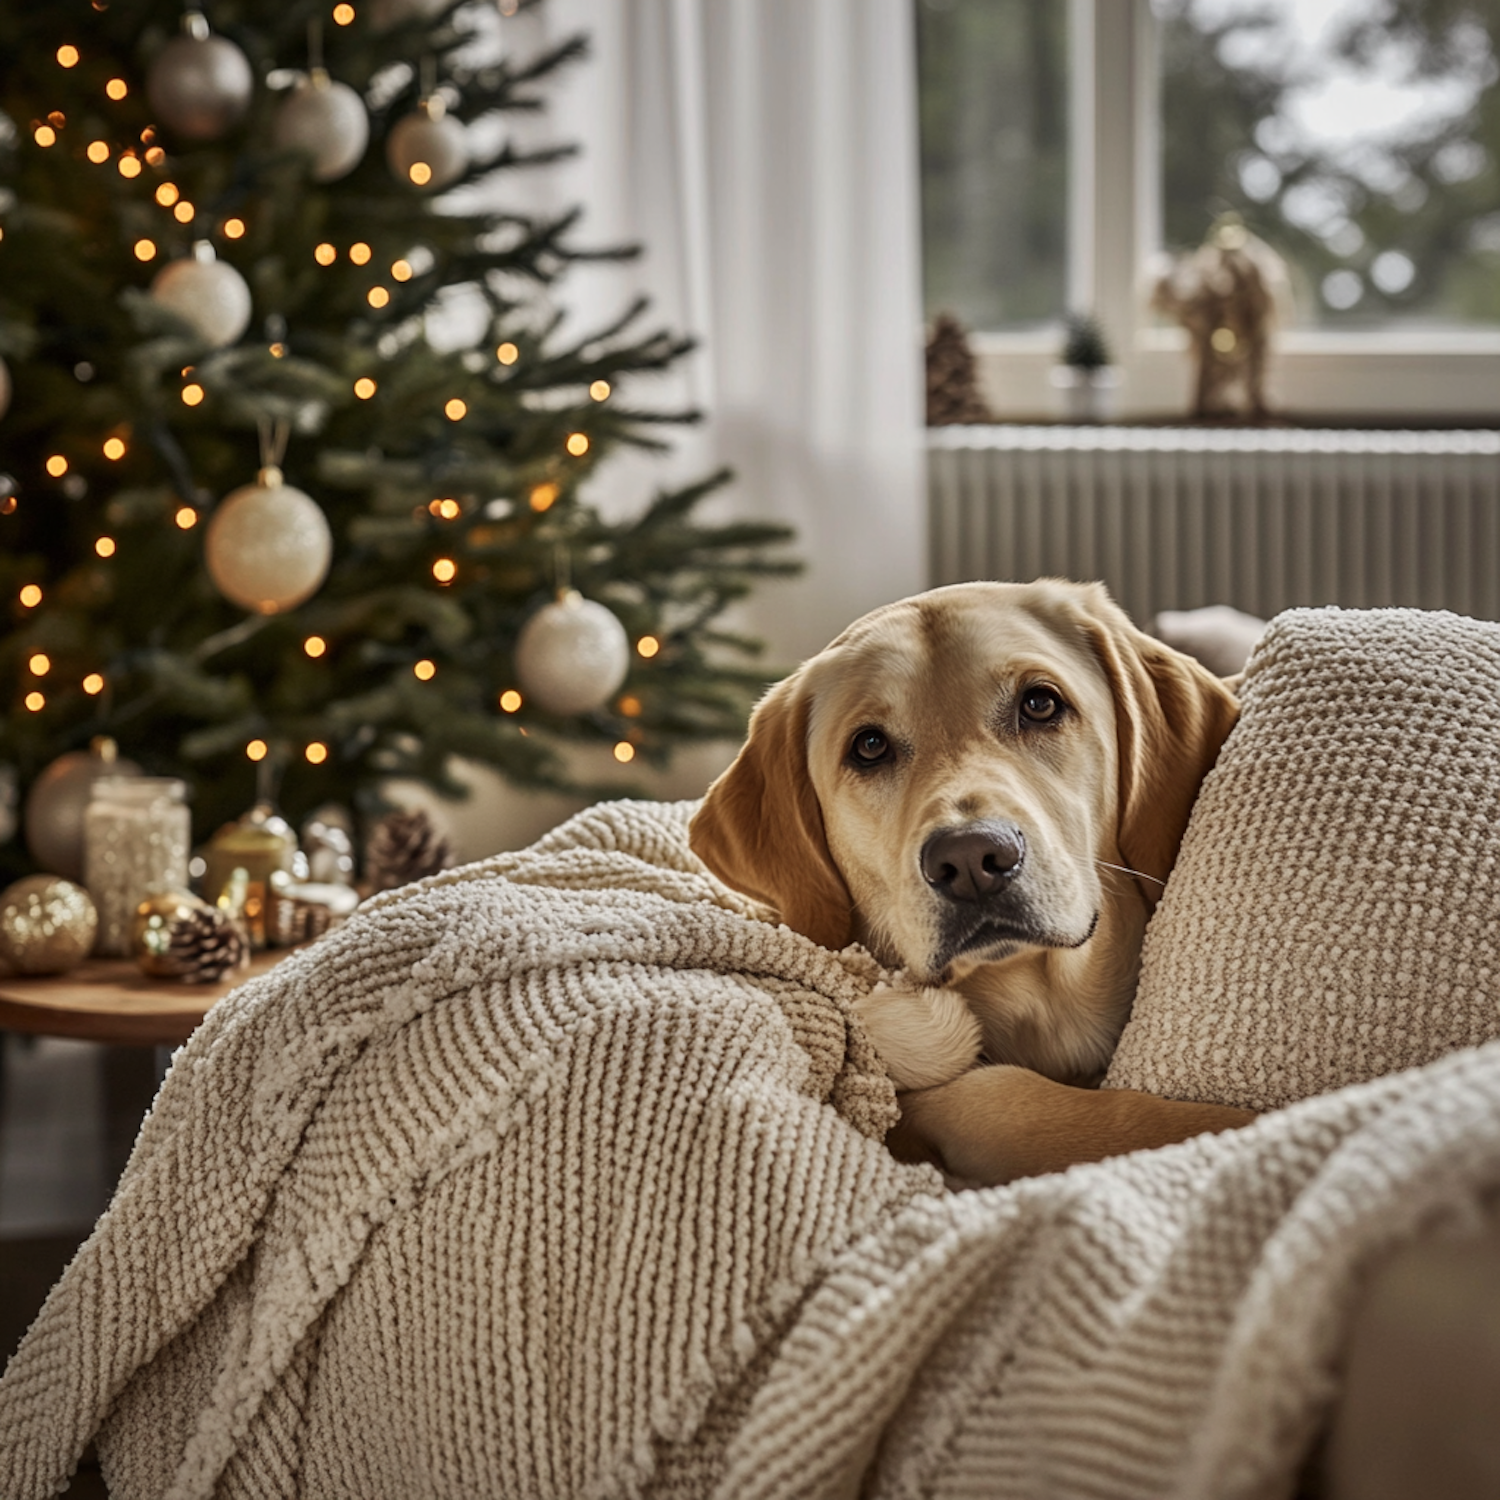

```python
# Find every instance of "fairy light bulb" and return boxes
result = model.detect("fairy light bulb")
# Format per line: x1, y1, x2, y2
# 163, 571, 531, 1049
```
173, 201, 195, 224
34, 125, 57, 148
174, 505, 198, 528
349, 242, 372, 265
613, 742, 635, 764
28, 653, 50, 676
57, 45, 80, 67
182, 383, 205, 406
367, 286, 390, 308
305, 741, 329, 764
246, 739, 268, 761
95, 536, 116, 557
445, 398, 466, 421
566, 432, 589, 456
304, 635, 327, 658
156, 183, 179, 206
19, 585, 42, 608
87, 140, 110, 163
315, 243, 337, 266
106, 78, 128, 100
497, 342, 519, 365
589, 380, 611, 401
413, 659, 436, 681
354, 377, 376, 399
637, 635, 661, 658
529, 483, 558, 513
391, 259, 413, 281
499, 689, 521, 713
432, 558, 456, 584
133, 239, 157, 262
82, 673, 105, 695
333, 3, 355, 23
223, 218, 246, 239
103, 437, 126, 460
24, 691, 44, 712
45, 455, 68, 477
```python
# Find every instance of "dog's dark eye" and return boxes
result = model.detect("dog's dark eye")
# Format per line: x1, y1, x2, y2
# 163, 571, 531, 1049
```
1019, 686, 1064, 724
849, 728, 892, 766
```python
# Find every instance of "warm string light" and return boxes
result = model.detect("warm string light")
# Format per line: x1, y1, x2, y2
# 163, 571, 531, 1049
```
445, 398, 466, 421
529, 482, 558, 513
408, 163, 433, 186
34, 125, 57, 148
354, 377, 376, 398
174, 202, 195, 224
499, 689, 522, 713
349, 242, 372, 265
333, 3, 356, 23
156, 183, 179, 206
566, 432, 589, 456
87, 140, 110, 163
428, 498, 460, 519
45, 455, 68, 477
618, 694, 642, 717
497, 342, 519, 365
82, 673, 105, 695
304, 635, 327, 658
103, 437, 126, 460
95, 536, 116, 558
24, 692, 44, 712
432, 557, 456, 584
106, 78, 128, 101
246, 738, 268, 761
367, 286, 390, 308
589, 380, 611, 401
145, 146, 166, 166
57, 44, 80, 67
28, 653, 50, 676
134, 238, 157, 262
305, 741, 329, 764
636, 635, 661, 659
613, 742, 635, 764
413, 659, 437, 681
315, 242, 337, 265
174, 505, 198, 529
223, 217, 246, 239
118, 151, 141, 178
182, 382, 205, 406
19, 585, 42, 608
391, 259, 413, 281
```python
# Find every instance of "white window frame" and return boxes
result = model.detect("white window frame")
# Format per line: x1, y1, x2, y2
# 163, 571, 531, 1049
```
971, 0, 1500, 424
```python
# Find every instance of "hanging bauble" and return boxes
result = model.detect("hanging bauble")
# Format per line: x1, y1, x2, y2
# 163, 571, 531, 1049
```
147, 12, 254, 142
150, 242, 253, 349
205, 465, 333, 614
24, 738, 143, 881
514, 590, 631, 716
273, 69, 370, 183
0, 354, 10, 422
0, 875, 98, 975
386, 97, 468, 191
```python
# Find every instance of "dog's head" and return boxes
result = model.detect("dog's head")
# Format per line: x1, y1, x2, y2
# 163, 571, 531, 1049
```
690, 580, 1238, 986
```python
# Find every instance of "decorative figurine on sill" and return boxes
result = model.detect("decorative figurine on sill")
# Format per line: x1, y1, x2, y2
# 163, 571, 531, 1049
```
1149, 213, 1290, 421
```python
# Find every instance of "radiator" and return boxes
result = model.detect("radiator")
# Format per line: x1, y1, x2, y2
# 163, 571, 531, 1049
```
928, 426, 1500, 626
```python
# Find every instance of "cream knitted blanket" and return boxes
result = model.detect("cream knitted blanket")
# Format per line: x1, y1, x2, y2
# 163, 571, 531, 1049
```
3, 798, 1500, 1500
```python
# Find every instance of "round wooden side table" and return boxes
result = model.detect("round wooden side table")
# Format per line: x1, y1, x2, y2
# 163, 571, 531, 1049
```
0, 951, 286, 1048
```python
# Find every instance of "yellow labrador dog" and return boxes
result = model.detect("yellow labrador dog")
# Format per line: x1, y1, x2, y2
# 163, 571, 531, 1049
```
690, 579, 1255, 1185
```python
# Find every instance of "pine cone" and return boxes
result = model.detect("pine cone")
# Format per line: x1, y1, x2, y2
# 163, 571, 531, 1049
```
165, 905, 249, 984
925, 313, 994, 426
365, 808, 453, 892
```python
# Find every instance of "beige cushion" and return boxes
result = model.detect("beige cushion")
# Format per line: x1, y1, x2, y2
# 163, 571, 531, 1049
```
1105, 606, 1500, 1112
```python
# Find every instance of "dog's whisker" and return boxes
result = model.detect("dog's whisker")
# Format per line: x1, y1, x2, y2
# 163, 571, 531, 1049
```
1094, 859, 1166, 888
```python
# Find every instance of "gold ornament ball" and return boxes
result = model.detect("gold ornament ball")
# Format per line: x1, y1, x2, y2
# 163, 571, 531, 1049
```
0, 875, 99, 975
131, 888, 213, 977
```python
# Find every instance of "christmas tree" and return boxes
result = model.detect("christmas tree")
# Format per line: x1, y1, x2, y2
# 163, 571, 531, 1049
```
0, 0, 795, 869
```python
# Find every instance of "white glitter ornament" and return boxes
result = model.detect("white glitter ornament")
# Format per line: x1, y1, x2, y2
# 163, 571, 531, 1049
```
274, 70, 370, 183
205, 465, 333, 614
147, 12, 254, 142
514, 590, 630, 716
386, 97, 468, 191
150, 241, 253, 349
0, 354, 10, 421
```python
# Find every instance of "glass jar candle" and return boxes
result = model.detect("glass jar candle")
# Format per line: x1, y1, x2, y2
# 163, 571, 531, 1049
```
83, 777, 192, 956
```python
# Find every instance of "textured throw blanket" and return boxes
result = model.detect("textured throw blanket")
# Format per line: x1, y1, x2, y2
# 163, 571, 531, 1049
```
4, 798, 1500, 1500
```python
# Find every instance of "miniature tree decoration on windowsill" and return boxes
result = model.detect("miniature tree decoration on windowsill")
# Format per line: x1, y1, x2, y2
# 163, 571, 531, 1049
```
0, 0, 797, 874
1050, 312, 1118, 423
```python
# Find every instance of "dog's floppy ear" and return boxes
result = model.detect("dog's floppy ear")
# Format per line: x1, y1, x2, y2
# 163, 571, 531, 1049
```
689, 671, 855, 950
1074, 585, 1240, 910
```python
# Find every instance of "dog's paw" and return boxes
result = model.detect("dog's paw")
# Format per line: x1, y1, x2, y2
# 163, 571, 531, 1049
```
852, 983, 983, 1091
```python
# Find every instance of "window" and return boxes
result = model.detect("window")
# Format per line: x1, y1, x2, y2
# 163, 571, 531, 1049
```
918, 0, 1500, 421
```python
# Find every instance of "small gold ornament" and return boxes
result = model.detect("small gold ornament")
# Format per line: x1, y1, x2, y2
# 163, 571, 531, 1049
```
0, 875, 99, 975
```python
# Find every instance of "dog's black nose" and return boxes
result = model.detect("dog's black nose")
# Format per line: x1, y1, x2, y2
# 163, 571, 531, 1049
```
920, 821, 1025, 901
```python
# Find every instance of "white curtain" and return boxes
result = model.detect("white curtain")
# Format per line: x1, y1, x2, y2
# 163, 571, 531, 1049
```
504, 0, 928, 666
